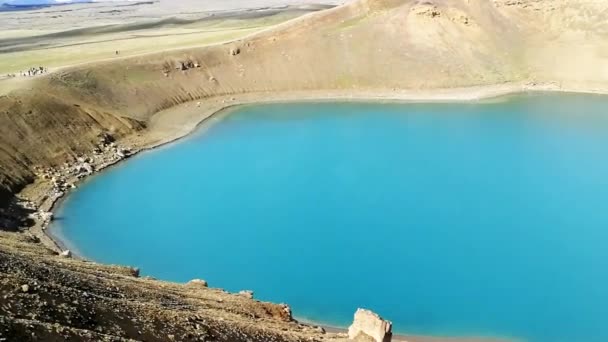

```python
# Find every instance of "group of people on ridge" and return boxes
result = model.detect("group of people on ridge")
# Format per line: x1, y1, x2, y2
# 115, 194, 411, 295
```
21, 66, 48, 77
4, 66, 48, 79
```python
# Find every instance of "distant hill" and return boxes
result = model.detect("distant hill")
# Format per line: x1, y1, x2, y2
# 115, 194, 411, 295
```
0, 3, 51, 11
0, 0, 105, 12
1, 0, 86, 4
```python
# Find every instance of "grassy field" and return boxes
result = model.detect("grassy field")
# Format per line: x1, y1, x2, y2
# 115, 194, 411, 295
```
0, 11, 303, 80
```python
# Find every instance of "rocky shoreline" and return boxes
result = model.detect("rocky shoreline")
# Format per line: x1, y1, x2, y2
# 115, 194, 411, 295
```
14, 134, 142, 255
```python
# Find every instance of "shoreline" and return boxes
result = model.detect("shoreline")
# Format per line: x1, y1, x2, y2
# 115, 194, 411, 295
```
297, 318, 513, 342
16, 81, 607, 342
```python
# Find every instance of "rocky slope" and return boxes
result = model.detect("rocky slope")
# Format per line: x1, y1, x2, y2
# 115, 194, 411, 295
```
0, 231, 340, 342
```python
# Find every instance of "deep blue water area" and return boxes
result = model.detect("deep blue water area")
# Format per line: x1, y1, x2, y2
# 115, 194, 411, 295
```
52, 94, 608, 342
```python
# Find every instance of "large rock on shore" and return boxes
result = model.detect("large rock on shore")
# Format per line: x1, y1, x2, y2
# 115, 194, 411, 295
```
348, 309, 392, 342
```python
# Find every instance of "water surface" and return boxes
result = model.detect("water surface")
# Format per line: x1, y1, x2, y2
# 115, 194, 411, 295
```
53, 94, 608, 342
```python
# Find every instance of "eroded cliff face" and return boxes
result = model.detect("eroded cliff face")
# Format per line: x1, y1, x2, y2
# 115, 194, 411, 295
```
2, 0, 607, 203
0, 89, 144, 203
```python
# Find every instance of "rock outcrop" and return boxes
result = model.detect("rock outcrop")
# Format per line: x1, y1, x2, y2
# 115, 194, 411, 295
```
188, 278, 209, 287
239, 290, 254, 299
230, 47, 241, 56
347, 309, 392, 342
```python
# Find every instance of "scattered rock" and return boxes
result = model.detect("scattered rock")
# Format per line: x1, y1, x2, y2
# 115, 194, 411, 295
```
129, 267, 140, 277
188, 279, 208, 287
238, 290, 254, 299
75, 162, 94, 175
347, 309, 392, 342
279, 303, 292, 320
175, 60, 198, 71
40, 211, 53, 222
98, 132, 114, 146
412, 4, 442, 18
313, 326, 325, 334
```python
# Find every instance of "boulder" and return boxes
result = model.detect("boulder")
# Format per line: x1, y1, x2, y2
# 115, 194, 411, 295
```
279, 303, 292, 320
347, 309, 392, 342
40, 211, 54, 222
188, 279, 208, 287
59, 250, 72, 258
238, 290, 254, 299
313, 326, 325, 334
129, 267, 140, 277
76, 162, 94, 175
230, 47, 241, 56
98, 132, 114, 145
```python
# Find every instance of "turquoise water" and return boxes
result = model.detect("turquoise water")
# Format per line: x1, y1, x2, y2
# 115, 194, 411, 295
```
53, 94, 608, 342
